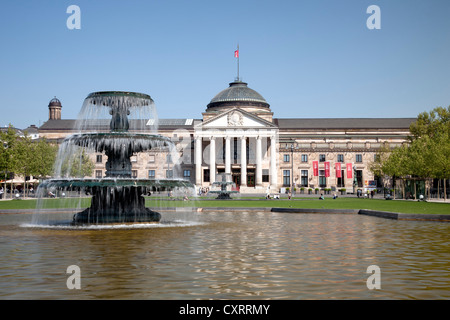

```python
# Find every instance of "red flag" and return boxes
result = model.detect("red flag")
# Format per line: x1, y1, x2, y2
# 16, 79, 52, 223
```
346, 163, 353, 179
313, 161, 319, 176
335, 163, 342, 178
234, 50, 239, 58
324, 162, 330, 177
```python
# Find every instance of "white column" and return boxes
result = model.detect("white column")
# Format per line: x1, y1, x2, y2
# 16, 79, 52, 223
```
270, 136, 277, 188
209, 137, 216, 184
256, 136, 262, 186
195, 136, 202, 186
240, 137, 247, 187
225, 136, 231, 174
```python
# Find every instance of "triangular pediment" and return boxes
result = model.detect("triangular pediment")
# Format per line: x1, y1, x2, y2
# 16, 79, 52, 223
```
197, 108, 277, 129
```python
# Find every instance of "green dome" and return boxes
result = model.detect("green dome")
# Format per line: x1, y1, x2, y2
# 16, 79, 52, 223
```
207, 81, 270, 110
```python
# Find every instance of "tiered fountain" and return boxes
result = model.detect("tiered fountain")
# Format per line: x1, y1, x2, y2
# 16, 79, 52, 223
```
209, 173, 239, 200
38, 91, 193, 225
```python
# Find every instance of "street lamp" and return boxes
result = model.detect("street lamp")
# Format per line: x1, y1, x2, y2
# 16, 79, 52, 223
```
291, 143, 294, 193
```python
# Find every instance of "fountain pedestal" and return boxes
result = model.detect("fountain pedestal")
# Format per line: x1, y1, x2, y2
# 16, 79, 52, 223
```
73, 186, 160, 224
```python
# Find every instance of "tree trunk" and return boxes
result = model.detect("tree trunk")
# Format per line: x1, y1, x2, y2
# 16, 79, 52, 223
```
393, 177, 396, 200
438, 179, 440, 200
445, 179, 447, 202
414, 180, 417, 200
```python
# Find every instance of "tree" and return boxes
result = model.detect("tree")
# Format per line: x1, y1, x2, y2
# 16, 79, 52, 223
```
59, 148, 94, 178
0, 126, 18, 199
409, 106, 450, 200
31, 138, 59, 179
377, 106, 450, 200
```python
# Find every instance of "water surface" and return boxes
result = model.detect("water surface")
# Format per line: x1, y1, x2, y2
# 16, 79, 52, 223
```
0, 211, 449, 299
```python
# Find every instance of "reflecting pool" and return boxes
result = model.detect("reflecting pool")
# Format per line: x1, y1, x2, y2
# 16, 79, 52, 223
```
1, 211, 449, 299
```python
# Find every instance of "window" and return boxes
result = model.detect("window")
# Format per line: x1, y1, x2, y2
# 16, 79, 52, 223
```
132, 170, 138, 178
148, 170, 155, 178
148, 155, 155, 163
283, 154, 290, 162
166, 170, 173, 178
96, 155, 102, 163
262, 169, 269, 182
283, 170, 290, 187
301, 154, 308, 162
319, 170, 326, 188
95, 170, 102, 178
337, 154, 344, 163
203, 169, 210, 182
166, 154, 172, 163
300, 170, 308, 187
319, 154, 326, 162
356, 154, 363, 163
183, 170, 191, 180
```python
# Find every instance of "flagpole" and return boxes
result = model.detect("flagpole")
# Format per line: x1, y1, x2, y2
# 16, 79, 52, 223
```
237, 44, 240, 81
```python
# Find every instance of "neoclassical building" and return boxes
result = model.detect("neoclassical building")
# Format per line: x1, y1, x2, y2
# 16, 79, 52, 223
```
39, 80, 415, 194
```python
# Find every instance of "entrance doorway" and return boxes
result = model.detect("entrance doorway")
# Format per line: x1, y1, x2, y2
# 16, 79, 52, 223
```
247, 168, 255, 187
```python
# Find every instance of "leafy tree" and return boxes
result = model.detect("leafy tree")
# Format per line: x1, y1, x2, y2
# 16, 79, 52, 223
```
31, 138, 59, 179
0, 126, 18, 199
11, 134, 34, 196
59, 148, 94, 178
375, 106, 450, 200
409, 106, 450, 199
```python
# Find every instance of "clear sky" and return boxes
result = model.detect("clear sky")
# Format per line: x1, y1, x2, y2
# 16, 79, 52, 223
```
1, 0, 449, 129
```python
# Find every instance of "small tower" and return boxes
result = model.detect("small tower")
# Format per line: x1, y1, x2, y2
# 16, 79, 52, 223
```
48, 97, 62, 120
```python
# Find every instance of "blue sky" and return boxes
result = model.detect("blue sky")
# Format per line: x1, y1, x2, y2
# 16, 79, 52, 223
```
1, 0, 449, 129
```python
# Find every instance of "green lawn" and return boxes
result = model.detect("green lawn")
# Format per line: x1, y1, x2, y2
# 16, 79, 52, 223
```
145, 197, 449, 215
1, 196, 448, 215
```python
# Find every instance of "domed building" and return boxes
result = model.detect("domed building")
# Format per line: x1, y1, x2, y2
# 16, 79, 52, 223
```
39, 79, 416, 195
48, 97, 62, 120
195, 79, 279, 191
204, 80, 273, 122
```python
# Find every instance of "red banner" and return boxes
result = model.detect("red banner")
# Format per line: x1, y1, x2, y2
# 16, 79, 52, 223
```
313, 161, 319, 176
346, 163, 353, 179
335, 162, 341, 178
324, 162, 330, 177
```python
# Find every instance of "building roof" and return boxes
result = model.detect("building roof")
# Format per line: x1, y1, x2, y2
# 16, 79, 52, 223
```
39, 117, 416, 132
39, 119, 201, 131
48, 97, 62, 107
274, 118, 416, 130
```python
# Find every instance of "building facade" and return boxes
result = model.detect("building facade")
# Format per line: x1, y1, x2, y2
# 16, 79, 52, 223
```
39, 80, 415, 194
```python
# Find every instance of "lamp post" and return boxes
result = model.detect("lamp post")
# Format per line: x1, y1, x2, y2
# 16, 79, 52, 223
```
291, 143, 294, 194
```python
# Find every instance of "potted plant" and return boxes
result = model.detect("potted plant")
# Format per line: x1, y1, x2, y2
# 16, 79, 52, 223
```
340, 188, 346, 195
308, 188, 312, 194
315, 188, 319, 194
286, 187, 290, 194
300, 187, 305, 194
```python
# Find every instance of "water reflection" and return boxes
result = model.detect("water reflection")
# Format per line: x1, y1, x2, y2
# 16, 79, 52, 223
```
0, 211, 450, 299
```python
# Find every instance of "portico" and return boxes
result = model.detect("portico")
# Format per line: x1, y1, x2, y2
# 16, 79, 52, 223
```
194, 108, 278, 192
